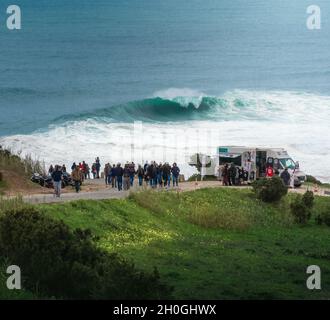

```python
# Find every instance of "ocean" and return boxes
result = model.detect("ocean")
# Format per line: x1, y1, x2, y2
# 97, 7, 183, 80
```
0, 0, 330, 181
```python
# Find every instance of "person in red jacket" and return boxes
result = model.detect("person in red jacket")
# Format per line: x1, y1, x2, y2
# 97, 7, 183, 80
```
266, 165, 274, 178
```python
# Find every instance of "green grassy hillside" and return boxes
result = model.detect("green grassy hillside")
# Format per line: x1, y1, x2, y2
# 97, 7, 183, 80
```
35, 188, 330, 300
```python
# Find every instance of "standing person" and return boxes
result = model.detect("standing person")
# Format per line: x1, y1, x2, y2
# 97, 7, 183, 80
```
289, 167, 295, 189
280, 167, 291, 187
104, 163, 110, 186
107, 163, 112, 186
266, 165, 274, 178
157, 163, 163, 187
129, 162, 135, 187
92, 163, 97, 179
147, 162, 155, 188
222, 164, 229, 186
61, 164, 67, 173
171, 163, 180, 187
51, 165, 63, 197
95, 157, 101, 178
116, 163, 124, 191
152, 162, 158, 187
72, 166, 83, 193
217, 165, 223, 181
137, 165, 144, 187
144, 161, 149, 172
48, 165, 54, 175
229, 163, 236, 186
162, 163, 169, 188
111, 164, 117, 188
166, 163, 172, 188
71, 162, 77, 171
123, 164, 131, 191
82, 161, 87, 178
85, 163, 90, 179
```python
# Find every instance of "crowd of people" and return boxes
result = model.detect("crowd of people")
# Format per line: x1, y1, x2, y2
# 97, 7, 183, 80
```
218, 163, 249, 186
218, 162, 294, 187
48, 158, 181, 197
102, 161, 181, 191
48, 156, 294, 198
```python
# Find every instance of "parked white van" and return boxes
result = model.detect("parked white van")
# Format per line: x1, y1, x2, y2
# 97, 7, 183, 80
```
189, 146, 306, 187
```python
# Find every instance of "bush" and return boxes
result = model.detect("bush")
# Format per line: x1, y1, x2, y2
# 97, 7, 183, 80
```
0, 171, 3, 182
0, 207, 172, 299
316, 203, 330, 227
252, 177, 288, 203
302, 190, 314, 209
290, 195, 312, 224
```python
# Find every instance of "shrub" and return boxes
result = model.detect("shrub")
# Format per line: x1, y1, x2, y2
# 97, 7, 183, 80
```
0, 171, 2, 182
290, 195, 311, 224
0, 145, 45, 176
0, 207, 172, 299
317, 203, 330, 227
252, 177, 288, 203
302, 190, 314, 209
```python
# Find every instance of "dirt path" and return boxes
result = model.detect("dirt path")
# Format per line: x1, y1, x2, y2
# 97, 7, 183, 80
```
19, 179, 330, 204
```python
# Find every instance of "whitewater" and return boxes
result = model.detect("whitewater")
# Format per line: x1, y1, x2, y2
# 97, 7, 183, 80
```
1, 89, 330, 182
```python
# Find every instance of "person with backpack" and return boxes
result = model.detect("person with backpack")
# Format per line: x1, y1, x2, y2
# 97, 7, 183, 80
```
136, 165, 145, 187
71, 166, 83, 193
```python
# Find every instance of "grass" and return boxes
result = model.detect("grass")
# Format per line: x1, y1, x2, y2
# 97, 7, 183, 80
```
0, 146, 45, 194
0, 146, 45, 176
33, 188, 330, 300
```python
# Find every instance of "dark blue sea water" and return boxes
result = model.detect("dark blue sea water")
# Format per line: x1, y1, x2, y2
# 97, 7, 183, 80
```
0, 0, 330, 179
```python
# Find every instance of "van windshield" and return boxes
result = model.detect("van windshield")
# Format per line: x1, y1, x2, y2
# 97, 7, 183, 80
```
279, 158, 296, 170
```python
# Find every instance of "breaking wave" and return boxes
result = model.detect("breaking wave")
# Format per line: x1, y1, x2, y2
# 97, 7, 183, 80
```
1, 89, 330, 181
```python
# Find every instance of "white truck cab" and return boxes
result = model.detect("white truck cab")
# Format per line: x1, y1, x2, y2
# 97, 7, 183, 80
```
189, 146, 306, 187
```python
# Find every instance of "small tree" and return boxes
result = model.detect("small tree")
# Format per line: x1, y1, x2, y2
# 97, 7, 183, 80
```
302, 190, 314, 209
252, 177, 288, 203
290, 195, 311, 224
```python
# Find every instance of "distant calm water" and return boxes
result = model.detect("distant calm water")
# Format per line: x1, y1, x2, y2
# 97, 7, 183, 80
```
0, 0, 330, 180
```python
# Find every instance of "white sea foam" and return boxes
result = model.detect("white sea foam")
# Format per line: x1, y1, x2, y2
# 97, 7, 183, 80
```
1, 90, 330, 181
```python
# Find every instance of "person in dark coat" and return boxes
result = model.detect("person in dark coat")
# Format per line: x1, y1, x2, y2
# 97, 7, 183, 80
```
222, 164, 229, 186
137, 165, 145, 186
147, 162, 155, 187
111, 164, 117, 188
116, 163, 124, 191
280, 167, 291, 186
228, 163, 237, 186
171, 163, 180, 187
